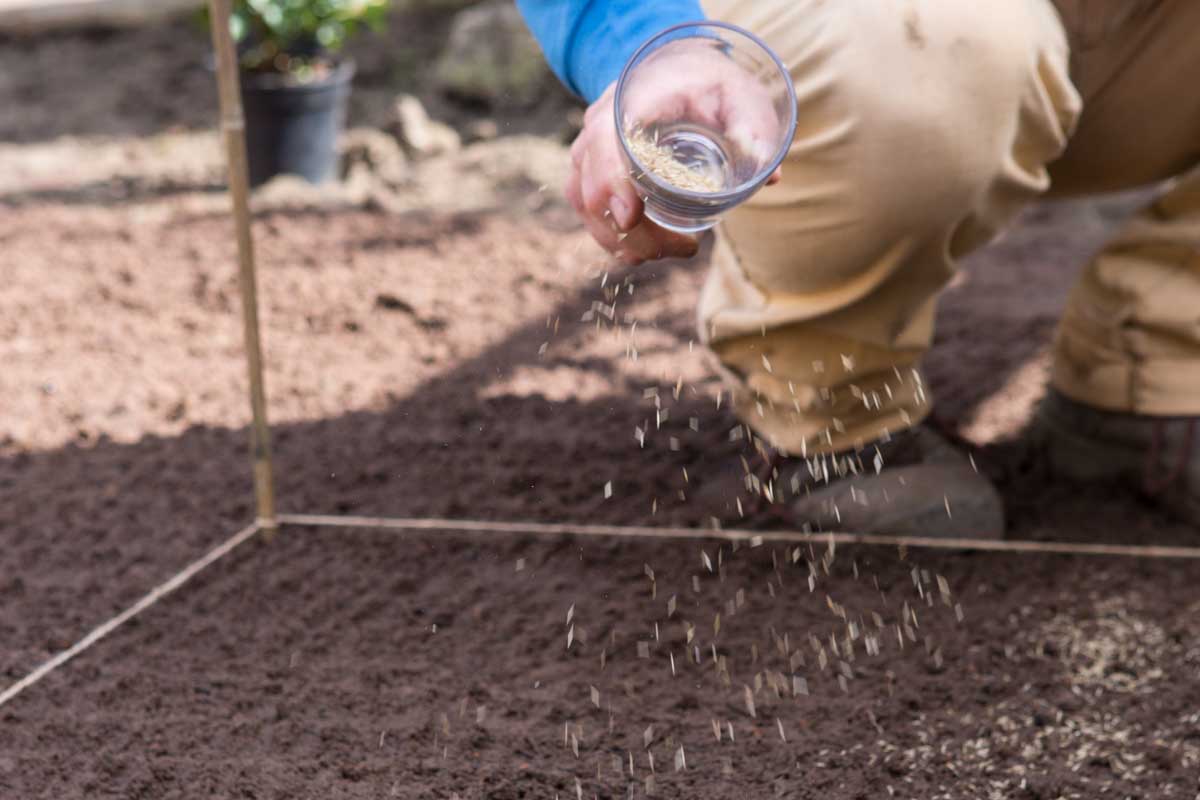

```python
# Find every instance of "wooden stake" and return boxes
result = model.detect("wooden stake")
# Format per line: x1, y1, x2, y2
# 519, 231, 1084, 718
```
208, 0, 277, 535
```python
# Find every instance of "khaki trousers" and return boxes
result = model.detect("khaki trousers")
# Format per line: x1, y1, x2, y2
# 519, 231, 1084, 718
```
698, 0, 1200, 454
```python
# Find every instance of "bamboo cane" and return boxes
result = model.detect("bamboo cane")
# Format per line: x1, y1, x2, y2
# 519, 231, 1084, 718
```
207, 0, 278, 536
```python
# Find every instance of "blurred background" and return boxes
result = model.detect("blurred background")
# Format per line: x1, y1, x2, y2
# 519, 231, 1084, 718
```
0, 0, 585, 195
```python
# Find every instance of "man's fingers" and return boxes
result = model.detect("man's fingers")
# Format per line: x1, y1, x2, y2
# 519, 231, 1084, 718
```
618, 222, 699, 263
570, 134, 587, 169
564, 163, 585, 216
579, 150, 611, 221
581, 137, 642, 233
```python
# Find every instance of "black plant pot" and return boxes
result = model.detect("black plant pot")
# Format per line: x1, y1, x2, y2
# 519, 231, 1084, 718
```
239, 60, 355, 187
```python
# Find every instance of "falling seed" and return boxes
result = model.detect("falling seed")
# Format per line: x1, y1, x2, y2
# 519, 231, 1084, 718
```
743, 685, 756, 718
643, 725, 654, 749
674, 746, 686, 772
667, 595, 677, 618
943, 495, 951, 518
750, 535, 764, 548
955, 603, 964, 622
571, 733, 580, 758
604, 482, 613, 499
670, 652, 676, 676
600, 648, 607, 670
590, 686, 601, 708
692, 575, 701, 593
713, 613, 721, 636
776, 718, 787, 742
701, 550, 713, 572
476, 706, 487, 724
567, 624, 575, 650
936, 575, 951, 605
567, 603, 575, 625
515, 558, 526, 572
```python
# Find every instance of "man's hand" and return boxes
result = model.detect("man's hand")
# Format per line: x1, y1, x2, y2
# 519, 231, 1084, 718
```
564, 44, 785, 266
566, 83, 701, 266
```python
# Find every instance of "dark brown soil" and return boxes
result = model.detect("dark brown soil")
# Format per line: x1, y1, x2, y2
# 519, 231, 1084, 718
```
2, 15, 1199, 800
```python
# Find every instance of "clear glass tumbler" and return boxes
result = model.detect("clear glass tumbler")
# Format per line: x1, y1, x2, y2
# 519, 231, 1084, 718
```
614, 21, 797, 234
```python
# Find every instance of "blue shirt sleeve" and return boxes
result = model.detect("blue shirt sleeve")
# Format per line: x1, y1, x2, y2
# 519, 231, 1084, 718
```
516, 0, 706, 103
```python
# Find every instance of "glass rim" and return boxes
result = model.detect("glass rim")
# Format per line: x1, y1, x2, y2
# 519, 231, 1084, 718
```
613, 20, 798, 204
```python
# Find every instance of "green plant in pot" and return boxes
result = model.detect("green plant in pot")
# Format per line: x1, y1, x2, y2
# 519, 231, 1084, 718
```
222, 0, 389, 186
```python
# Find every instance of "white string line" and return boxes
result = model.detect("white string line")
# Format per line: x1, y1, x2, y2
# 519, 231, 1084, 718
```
4, 511, 1193, 712
0, 521, 261, 710
278, 513, 1200, 560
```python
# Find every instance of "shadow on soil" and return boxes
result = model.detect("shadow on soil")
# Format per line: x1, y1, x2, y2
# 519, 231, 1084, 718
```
1, 206, 1190, 682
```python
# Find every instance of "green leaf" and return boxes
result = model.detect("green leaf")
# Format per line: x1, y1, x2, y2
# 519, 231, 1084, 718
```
229, 11, 248, 41
227, 0, 391, 69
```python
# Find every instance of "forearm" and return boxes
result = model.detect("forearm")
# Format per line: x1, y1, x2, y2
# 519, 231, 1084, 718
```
515, 0, 706, 102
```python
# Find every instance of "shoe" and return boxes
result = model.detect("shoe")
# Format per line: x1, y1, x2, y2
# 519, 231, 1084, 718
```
1034, 389, 1200, 521
691, 424, 1005, 539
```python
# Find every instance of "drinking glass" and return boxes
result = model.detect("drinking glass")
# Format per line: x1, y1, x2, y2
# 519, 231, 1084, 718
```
614, 21, 797, 233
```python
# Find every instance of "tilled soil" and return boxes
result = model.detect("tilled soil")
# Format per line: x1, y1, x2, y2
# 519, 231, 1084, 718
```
3, 19, 1200, 800
2, 179, 1198, 799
